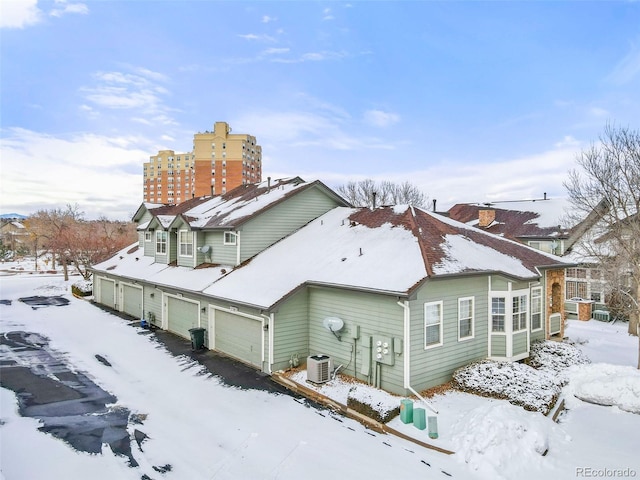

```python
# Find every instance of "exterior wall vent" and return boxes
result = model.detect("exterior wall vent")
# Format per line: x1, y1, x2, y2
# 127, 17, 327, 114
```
307, 355, 332, 384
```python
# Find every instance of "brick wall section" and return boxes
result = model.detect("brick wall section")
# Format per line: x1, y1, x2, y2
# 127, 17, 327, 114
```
545, 268, 565, 338
578, 302, 593, 321
478, 209, 495, 227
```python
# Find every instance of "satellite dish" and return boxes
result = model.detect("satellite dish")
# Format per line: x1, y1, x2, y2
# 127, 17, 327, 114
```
322, 317, 344, 332
199, 245, 211, 254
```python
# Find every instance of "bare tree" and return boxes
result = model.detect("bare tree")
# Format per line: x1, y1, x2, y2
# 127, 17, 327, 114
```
25, 206, 137, 280
563, 124, 640, 366
337, 179, 428, 208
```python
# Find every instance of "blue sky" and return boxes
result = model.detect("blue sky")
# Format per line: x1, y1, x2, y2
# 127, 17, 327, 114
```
1, 0, 639, 219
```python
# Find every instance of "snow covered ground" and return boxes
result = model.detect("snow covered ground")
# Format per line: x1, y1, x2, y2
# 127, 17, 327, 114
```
1, 274, 639, 480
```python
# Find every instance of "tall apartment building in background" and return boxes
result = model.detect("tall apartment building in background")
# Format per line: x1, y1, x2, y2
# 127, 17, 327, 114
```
143, 122, 262, 204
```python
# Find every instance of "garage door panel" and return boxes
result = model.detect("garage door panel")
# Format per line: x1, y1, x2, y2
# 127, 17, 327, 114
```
167, 297, 199, 339
100, 278, 115, 309
215, 311, 262, 367
122, 284, 142, 318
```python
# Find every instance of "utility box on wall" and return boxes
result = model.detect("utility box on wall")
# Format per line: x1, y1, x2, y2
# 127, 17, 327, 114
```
372, 335, 394, 366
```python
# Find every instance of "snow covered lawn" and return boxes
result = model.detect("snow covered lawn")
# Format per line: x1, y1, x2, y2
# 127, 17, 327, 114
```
1, 275, 639, 480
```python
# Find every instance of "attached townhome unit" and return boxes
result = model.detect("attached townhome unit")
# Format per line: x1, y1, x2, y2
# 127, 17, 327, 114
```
447, 197, 611, 320
93, 179, 572, 396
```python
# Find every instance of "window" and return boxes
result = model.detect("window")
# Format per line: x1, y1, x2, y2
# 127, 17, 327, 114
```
458, 297, 474, 340
491, 297, 505, 332
528, 241, 541, 250
566, 281, 588, 299
531, 287, 542, 331
566, 268, 587, 279
512, 295, 527, 331
223, 231, 237, 245
179, 230, 193, 256
156, 230, 167, 254
144, 231, 152, 242
424, 301, 443, 348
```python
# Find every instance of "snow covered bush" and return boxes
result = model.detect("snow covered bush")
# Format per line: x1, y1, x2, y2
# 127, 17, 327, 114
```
346, 383, 400, 423
71, 280, 93, 297
452, 360, 560, 414
527, 340, 590, 376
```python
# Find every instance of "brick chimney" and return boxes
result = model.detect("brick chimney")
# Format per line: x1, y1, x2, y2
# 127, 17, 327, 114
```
478, 209, 495, 228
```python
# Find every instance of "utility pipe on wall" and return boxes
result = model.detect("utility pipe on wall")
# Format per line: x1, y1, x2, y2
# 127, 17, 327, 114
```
397, 300, 438, 414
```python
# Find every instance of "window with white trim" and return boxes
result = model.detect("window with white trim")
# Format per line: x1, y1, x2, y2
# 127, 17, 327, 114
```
491, 297, 505, 332
144, 231, 152, 242
179, 230, 193, 256
424, 301, 443, 348
223, 231, 237, 245
512, 294, 527, 331
531, 287, 542, 331
156, 230, 167, 254
458, 297, 474, 340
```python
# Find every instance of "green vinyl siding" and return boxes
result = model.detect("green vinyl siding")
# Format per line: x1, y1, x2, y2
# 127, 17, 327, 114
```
194, 231, 207, 266
168, 231, 178, 263
143, 285, 162, 327
240, 187, 341, 262
203, 231, 237, 265
143, 232, 155, 256
513, 331, 528, 356
308, 287, 404, 394
272, 290, 309, 371
491, 335, 507, 356
409, 276, 489, 392
530, 328, 546, 342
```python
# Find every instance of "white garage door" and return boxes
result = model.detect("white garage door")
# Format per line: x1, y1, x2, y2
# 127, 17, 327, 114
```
98, 277, 116, 309
166, 296, 199, 339
214, 310, 262, 368
122, 284, 143, 319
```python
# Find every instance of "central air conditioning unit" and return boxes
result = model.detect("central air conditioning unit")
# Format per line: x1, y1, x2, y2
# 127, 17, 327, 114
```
307, 354, 333, 384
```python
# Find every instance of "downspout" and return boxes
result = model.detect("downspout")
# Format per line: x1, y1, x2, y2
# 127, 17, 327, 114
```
260, 313, 273, 374
236, 231, 241, 266
397, 300, 438, 414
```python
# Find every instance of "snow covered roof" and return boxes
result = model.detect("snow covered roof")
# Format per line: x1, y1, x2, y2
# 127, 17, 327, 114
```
136, 177, 345, 231
92, 244, 231, 293
202, 205, 571, 309
97, 204, 571, 311
448, 197, 573, 240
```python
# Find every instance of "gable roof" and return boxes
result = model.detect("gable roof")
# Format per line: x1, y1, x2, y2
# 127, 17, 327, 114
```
447, 198, 572, 240
202, 205, 571, 309
139, 177, 349, 231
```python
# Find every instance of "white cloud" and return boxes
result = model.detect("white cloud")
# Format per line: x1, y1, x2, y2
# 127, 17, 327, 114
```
237, 33, 276, 42
323, 8, 334, 20
588, 106, 610, 118
50, 0, 88, 18
554, 135, 581, 148
0, 0, 88, 28
363, 109, 400, 127
80, 68, 178, 125
0, 0, 42, 29
262, 140, 581, 214
0, 128, 148, 219
606, 42, 640, 85
262, 47, 290, 55
261, 15, 276, 23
